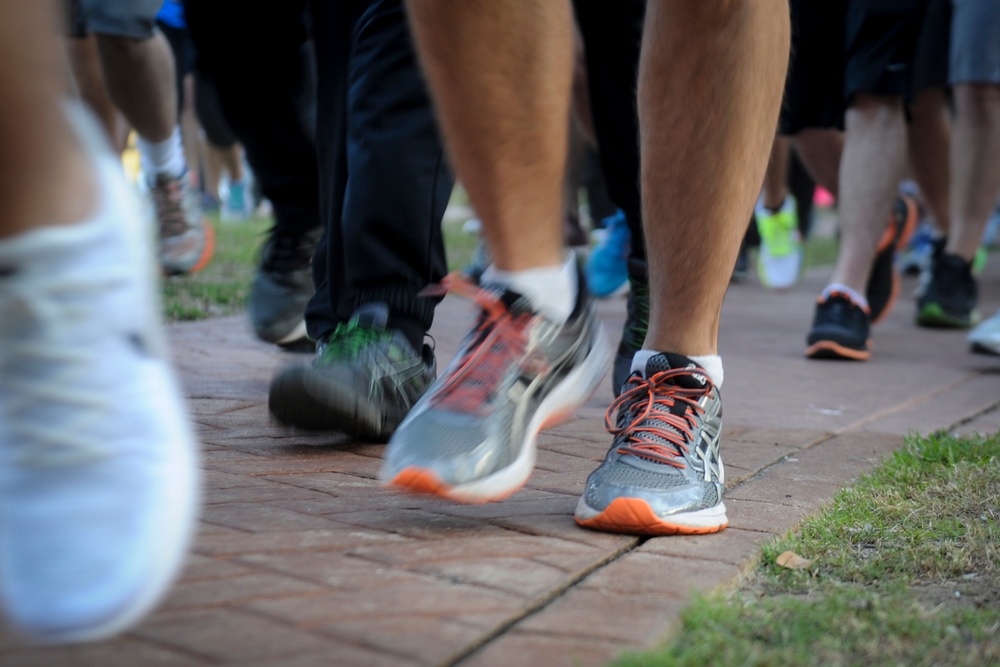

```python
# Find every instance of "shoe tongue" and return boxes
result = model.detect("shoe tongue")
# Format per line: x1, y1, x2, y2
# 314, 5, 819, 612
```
350, 302, 390, 329
640, 352, 709, 390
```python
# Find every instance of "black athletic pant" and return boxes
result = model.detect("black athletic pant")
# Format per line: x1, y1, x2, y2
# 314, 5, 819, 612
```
573, 0, 646, 263
185, 0, 451, 347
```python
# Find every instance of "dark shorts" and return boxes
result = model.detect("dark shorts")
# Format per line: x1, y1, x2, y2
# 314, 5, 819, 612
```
780, 0, 848, 134
74, 0, 163, 39
844, 0, 928, 102
917, 0, 1000, 89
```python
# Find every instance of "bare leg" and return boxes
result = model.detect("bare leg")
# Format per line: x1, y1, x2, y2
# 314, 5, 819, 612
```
0, 1, 94, 239
96, 33, 177, 142
406, 0, 571, 271
179, 73, 201, 185
827, 94, 907, 293
790, 128, 843, 198
909, 87, 951, 233
65, 34, 130, 153
762, 134, 790, 209
947, 83, 1000, 261
640, 0, 790, 356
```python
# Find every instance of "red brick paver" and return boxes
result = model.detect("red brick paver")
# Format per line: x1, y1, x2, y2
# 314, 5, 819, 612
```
2, 261, 998, 666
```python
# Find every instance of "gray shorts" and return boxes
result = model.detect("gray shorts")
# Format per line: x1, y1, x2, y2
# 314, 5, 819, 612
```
950, 0, 1000, 84
77, 0, 164, 39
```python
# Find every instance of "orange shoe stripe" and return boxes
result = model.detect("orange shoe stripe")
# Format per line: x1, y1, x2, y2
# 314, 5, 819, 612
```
576, 498, 727, 536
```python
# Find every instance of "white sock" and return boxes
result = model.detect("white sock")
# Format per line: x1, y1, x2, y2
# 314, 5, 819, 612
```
481, 253, 577, 322
138, 126, 185, 182
823, 283, 868, 310
631, 349, 724, 388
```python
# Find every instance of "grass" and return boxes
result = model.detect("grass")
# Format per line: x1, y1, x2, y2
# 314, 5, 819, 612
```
616, 431, 1000, 667
161, 196, 842, 322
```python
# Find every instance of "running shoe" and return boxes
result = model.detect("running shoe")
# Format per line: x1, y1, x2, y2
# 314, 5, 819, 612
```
585, 210, 631, 298
613, 257, 649, 397
222, 178, 251, 222
462, 235, 492, 286
249, 226, 320, 347
916, 253, 979, 328
968, 308, 1000, 356
268, 303, 436, 440
805, 290, 872, 360
575, 352, 727, 535
151, 173, 213, 276
380, 270, 611, 503
755, 196, 802, 289
867, 195, 918, 323
0, 104, 199, 643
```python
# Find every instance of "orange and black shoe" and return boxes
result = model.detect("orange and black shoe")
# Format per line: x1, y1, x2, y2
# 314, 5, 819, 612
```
867, 195, 919, 323
805, 290, 872, 361
379, 269, 611, 504
575, 352, 727, 536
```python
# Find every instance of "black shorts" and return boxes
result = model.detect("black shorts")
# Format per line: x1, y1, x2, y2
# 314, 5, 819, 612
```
781, 0, 928, 135
780, 0, 848, 134
844, 0, 928, 103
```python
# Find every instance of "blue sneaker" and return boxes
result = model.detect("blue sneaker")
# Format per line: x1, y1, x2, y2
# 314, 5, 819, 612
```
585, 210, 631, 298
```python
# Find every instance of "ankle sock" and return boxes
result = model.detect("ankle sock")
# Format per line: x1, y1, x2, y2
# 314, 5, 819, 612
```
138, 126, 185, 182
823, 283, 869, 310
631, 349, 724, 388
481, 253, 577, 323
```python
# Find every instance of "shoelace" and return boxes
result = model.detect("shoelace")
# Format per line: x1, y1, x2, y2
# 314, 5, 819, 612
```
151, 178, 190, 238
606, 368, 713, 469
423, 272, 532, 413
2, 274, 127, 467
319, 320, 391, 362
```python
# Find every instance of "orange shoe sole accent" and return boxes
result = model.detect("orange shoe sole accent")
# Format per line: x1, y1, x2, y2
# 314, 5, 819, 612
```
804, 339, 871, 361
188, 216, 216, 274
388, 467, 452, 497
871, 196, 918, 325
576, 498, 727, 536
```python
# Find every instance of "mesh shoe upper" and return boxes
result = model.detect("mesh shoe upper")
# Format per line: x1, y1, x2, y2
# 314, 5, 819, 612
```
576, 352, 726, 533
268, 302, 435, 440
250, 226, 319, 345
585, 210, 631, 298
151, 174, 208, 276
381, 271, 610, 502
917, 253, 979, 328
756, 197, 802, 289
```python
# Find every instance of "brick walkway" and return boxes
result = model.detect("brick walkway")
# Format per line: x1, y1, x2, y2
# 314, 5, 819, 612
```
3, 261, 999, 666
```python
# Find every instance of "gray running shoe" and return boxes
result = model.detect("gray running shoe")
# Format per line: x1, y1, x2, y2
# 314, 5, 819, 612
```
575, 352, 727, 535
250, 226, 319, 346
268, 303, 435, 440
151, 174, 212, 276
380, 271, 611, 503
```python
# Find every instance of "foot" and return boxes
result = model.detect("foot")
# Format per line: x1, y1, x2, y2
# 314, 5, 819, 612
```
805, 290, 872, 361
916, 253, 979, 328
249, 226, 320, 347
380, 271, 611, 503
268, 303, 435, 440
574, 352, 727, 536
867, 195, 918, 323
0, 106, 199, 643
151, 173, 213, 276
755, 196, 802, 290
585, 210, 631, 298
968, 308, 1000, 356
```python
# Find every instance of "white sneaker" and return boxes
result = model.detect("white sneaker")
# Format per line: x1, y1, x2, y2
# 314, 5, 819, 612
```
968, 308, 1000, 356
755, 196, 803, 290
0, 104, 199, 643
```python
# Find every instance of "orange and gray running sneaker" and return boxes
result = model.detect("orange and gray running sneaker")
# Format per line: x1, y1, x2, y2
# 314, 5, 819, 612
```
575, 352, 727, 536
380, 270, 611, 503
151, 174, 213, 276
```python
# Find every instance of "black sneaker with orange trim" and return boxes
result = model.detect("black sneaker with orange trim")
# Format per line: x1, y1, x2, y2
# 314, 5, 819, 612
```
867, 195, 918, 323
379, 270, 611, 503
574, 352, 727, 536
805, 291, 871, 361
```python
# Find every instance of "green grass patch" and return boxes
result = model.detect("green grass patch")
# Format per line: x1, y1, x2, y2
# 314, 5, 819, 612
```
617, 431, 1000, 667
161, 215, 271, 322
